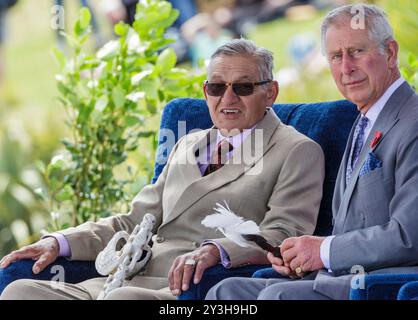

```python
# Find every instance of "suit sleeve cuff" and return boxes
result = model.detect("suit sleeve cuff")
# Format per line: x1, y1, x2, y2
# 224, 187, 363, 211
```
202, 240, 231, 268
320, 235, 335, 272
42, 232, 72, 257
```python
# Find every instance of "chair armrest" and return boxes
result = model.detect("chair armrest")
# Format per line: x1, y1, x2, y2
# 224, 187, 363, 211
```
350, 274, 418, 300
397, 281, 418, 300
0, 258, 101, 295
178, 264, 269, 300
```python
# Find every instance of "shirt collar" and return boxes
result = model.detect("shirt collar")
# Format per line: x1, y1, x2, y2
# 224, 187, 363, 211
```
364, 77, 405, 124
216, 124, 256, 149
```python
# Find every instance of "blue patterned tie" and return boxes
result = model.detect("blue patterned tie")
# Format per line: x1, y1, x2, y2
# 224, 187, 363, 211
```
346, 116, 369, 185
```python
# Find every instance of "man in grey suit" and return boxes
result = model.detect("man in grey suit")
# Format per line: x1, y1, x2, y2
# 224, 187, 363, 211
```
206, 3, 418, 300
0, 39, 324, 299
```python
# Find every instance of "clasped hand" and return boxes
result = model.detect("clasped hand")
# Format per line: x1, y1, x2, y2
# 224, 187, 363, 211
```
270, 235, 326, 278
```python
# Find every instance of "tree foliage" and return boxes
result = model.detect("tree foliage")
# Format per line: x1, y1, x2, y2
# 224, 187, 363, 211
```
42, 0, 205, 229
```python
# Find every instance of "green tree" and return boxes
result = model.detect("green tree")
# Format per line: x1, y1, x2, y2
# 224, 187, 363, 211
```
41, 0, 205, 230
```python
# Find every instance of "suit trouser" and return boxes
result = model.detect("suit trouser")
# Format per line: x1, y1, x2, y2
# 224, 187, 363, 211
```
206, 277, 331, 300
0, 276, 174, 300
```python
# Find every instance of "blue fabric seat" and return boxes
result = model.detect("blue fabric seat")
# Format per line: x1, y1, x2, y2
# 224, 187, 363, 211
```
349, 274, 418, 300
398, 279, 418, 300
0, 98, 358, 298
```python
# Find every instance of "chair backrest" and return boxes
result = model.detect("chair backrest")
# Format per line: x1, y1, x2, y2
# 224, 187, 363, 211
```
152, 98, 358, 236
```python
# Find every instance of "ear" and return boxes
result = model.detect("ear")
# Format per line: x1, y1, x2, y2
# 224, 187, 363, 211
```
203, 82, 208, 100
386, 40, 399, 69
266, 80, 279, 105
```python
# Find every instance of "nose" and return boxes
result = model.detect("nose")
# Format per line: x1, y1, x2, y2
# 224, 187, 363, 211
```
341, 53, 356, 75
222, 84, 240, 103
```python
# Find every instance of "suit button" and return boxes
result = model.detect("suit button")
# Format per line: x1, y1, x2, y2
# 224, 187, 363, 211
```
156, 235, 165, 243
192, 241, 199, 248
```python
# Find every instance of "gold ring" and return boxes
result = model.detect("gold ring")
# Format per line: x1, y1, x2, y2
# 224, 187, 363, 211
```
185, 258, 196, 266
295, 266, 303, 274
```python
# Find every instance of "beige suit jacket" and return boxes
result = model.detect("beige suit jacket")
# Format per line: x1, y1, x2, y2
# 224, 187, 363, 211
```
60, 109, 325, 290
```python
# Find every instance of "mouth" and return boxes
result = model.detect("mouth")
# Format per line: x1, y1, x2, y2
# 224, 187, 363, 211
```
220, 108, 241, 115
344, 78, 367, 86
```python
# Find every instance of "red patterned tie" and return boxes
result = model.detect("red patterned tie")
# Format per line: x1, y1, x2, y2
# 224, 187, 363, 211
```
204, 139, 234, 176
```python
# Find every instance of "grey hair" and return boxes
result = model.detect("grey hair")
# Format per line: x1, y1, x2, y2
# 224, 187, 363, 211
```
208, 38, 274, 80
320, 4, 394, 55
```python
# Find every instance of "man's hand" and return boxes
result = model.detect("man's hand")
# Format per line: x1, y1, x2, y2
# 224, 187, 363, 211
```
267, 252, 304, 279
168, 244, 221, 296
280, 235, 325, 274
0, 237, 60, 274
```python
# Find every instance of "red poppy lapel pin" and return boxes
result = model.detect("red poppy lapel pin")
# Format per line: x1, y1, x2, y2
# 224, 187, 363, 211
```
371, 131, 382, 148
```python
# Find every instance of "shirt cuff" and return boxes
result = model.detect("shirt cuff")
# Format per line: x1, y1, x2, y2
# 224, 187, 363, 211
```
320, 235, 335, 272
202, 240, 231, 268
42, 232, 71, 257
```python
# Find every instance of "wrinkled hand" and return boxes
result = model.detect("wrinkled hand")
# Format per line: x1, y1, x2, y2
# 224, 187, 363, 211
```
280, 235, 325, 274
0, 237, 60, 274
267, 252, 304, 279
168, 244, 220, 296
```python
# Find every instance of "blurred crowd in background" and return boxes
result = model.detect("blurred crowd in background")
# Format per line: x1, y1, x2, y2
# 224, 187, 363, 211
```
1, 0, 341, 82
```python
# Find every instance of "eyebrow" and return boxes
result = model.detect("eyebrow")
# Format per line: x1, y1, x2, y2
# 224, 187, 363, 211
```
209, 75, 254, 82
327, 50, 342, 55
327, 44, 367, 54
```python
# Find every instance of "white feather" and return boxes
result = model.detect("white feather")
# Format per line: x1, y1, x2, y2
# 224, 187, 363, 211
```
201, 201, 260, 248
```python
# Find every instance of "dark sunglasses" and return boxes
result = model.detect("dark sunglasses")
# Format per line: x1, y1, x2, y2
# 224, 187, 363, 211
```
204, 80, 272, 96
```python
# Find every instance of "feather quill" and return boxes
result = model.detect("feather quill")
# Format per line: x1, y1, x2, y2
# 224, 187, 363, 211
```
201, 201, 260, 247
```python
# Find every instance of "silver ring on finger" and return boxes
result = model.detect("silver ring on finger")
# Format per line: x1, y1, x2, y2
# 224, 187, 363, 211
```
184, 258, 197, 266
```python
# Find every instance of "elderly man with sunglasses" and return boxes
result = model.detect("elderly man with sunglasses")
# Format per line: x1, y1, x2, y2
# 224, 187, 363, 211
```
0, 39, 324, 300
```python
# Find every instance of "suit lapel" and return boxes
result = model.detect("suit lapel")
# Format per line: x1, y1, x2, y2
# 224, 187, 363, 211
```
161, 129, 216, 221
161, 109, 280, 227
335, 82, 413, 230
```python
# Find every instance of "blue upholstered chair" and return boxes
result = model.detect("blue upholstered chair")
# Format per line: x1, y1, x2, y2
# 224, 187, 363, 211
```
0, 98, 358, 298
349, 274, 418, 300
398, 279, 418, 300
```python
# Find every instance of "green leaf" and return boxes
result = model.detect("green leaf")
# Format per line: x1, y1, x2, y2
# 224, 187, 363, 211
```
112, 86, 126, 108
55, 185, 75, 202
155, 47, 177, 74
148, 38, 174, 51
59, 31, 77, 49
60, 223, 70, 229
97, 40, 120, 60
408, 53, 416, 66
35, 160, 46, 175
131, 70, 153, 85
79, 8, 91, 30
94, 95, 108, 112
80, 59, 100, 70
165, 68, 188, 79
77, 103, 93, 124
145, 100, 157, 114
400, 68, 409, 80
74, 8, 91, 37
138, 77, 160, 101
51, 47, 66, 69
114, 22, 128, 37
124, 115, 140, 127
57, 81, 70, 96
62, 140, 78, 153
137, 131, 155, 138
